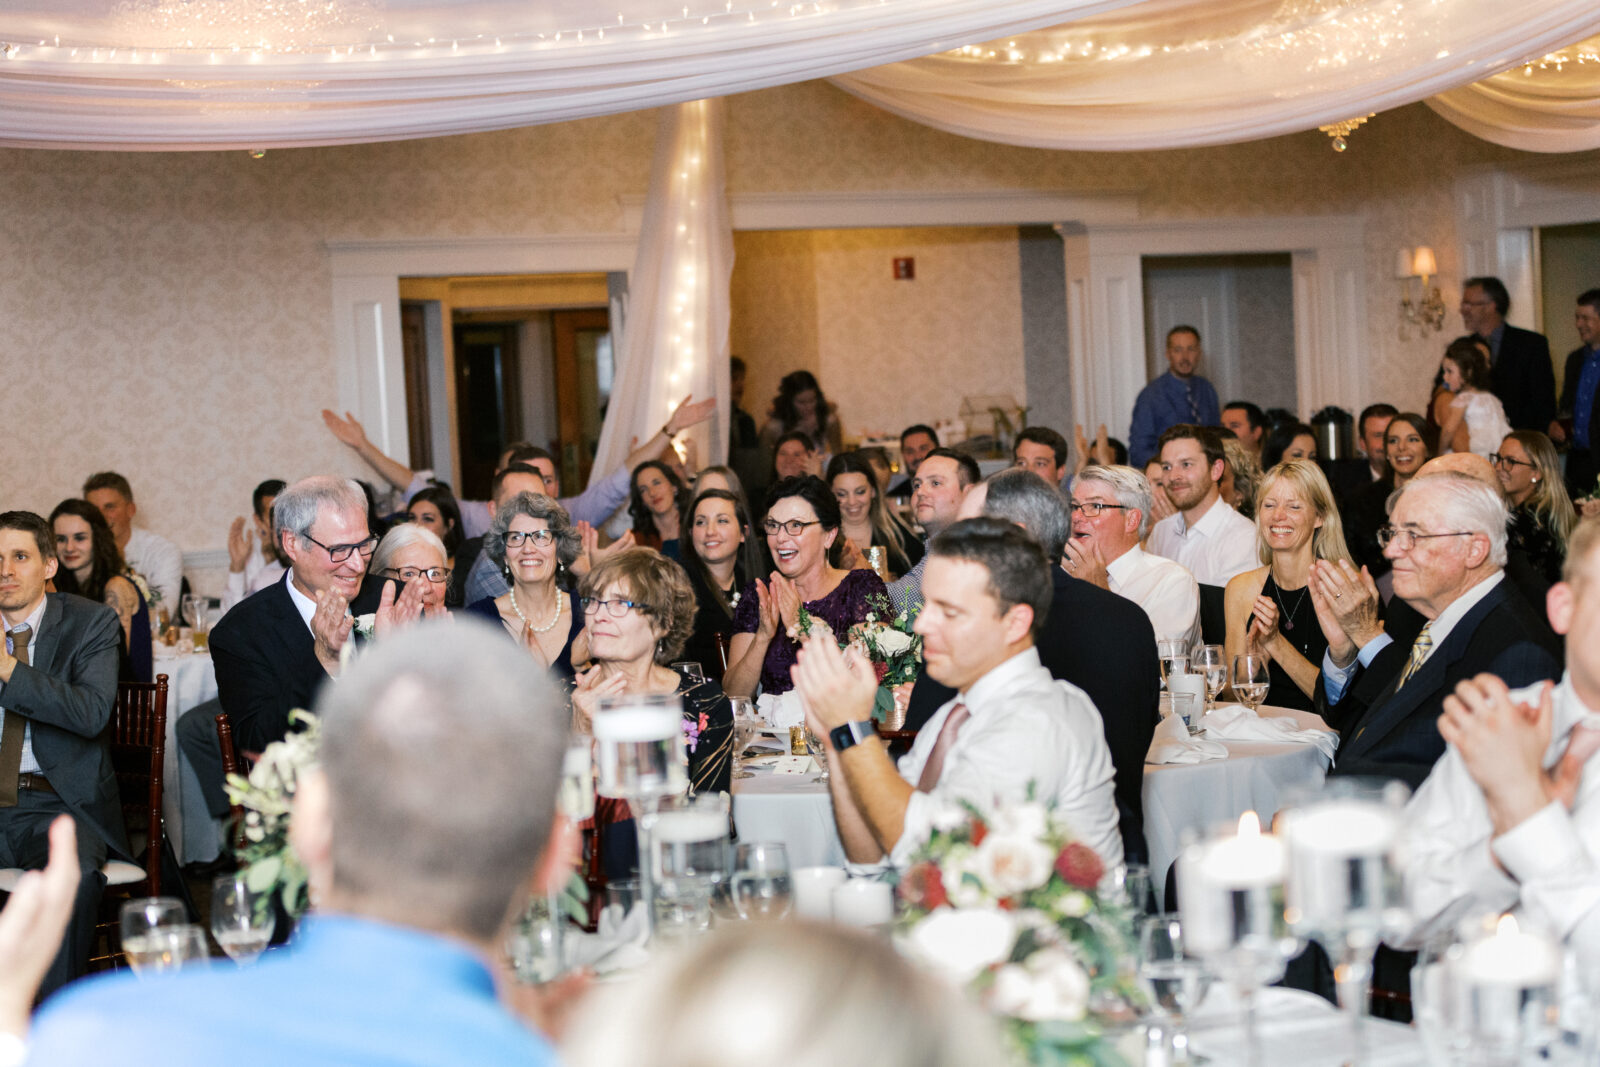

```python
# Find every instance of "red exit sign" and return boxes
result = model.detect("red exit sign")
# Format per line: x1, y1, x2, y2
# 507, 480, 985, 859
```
892, 257, 915, 280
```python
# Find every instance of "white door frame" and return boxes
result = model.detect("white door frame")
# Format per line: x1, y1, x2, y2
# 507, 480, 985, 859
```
1059, 214, 1368, 439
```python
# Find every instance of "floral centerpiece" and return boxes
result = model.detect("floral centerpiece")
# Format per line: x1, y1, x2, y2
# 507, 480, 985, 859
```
793, 594, 921, 726
897, 799, 1143, 1066
224, 709, 321, 920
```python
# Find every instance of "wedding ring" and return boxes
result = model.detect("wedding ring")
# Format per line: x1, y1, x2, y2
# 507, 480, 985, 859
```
1334, 592, 1342, 598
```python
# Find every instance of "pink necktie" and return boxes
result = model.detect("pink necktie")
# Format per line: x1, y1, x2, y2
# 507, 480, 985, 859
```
917, 702, 970, 792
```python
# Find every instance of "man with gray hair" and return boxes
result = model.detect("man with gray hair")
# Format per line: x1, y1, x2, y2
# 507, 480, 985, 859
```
1065, 464, 1201, 650
211, 475, 378, 752
1310, 472, 1560, 788
28, 621, 569, 1065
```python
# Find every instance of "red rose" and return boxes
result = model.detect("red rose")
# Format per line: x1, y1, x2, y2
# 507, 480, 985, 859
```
970, 819, 988, 847
900, 861, 949, 910
1055, 842, 1105, 889
874, 660, 889, 684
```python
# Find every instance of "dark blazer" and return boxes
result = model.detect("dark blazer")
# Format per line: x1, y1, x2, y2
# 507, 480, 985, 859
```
2, 593, 130, 860
906, 567, 1160, 863
210, 575, 328, 753
1560, 345, 1600, 460
1315, 578, 1560, 790
1487, 325, 1557, 432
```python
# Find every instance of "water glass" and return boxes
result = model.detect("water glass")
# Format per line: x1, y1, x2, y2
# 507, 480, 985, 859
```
1138, 914, 1211, 1024
1109, 863, 1153, 914
651, 793, 729, 944
184, 595, 212, 651
1231, 653, 1270, 710
1193, 644, 1227, 710
592, 692, 687, 801
731, 842, 793, 921
1157, 636, 1189, 691
120, 897, 188, 975
507, 894, 564, 983
210, 874, 273, 964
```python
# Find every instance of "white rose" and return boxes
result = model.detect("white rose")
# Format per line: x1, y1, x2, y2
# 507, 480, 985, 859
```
1055, 890, 1092, 919
989, 947, 1090, 1022
973, 833, 1054, 897
990, 802, 1049, 843
876, 629, 914, 656
929, 803, 970, 834
942, 846, 988, 907
904, 907, 1016, 986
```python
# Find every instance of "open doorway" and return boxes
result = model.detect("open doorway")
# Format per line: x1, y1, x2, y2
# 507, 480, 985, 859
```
1539, 220, 1600, 394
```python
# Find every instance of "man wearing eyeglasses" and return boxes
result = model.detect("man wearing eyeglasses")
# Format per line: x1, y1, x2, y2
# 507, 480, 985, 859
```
1065, 464, 1201, 651
1310, 472, 1560, 789
212, 476, 380, 752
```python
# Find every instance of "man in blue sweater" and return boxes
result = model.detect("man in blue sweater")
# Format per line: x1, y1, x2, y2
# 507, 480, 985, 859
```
1128, 325, 1221, 468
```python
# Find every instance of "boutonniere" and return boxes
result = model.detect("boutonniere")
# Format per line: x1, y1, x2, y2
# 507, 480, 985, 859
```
351, 613, 376, 640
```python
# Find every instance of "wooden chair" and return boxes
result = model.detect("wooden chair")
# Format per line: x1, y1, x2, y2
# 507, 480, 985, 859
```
712, 632, 731, 682
877, 726, 919, 759
214, 713, 245, 830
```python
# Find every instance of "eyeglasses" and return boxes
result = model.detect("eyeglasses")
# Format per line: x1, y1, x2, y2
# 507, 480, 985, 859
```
504, 529, 555, 548
383, 566, 451, 584
762, 519, 823, 537
1068, 501, 1131, 518
580, 596, 642, 617
302, 533, 378, 563
1376, 526, 1474, 552
1489, 453, 1535, 470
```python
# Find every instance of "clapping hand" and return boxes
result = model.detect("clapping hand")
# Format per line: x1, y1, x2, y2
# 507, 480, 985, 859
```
750, 579, 781, 643
835, 538, 869, 573
793, 633, 878, 735
372, 577, 428, 637
1308, 559, 1382, 667
571, 665, 626, 736
310, 589, 353, 672
571, 523, 637, 578
1148, 483, 1177, 523
227, 517, 252, 572
770, 572, 804, 637
1061, 535, 1110, 589
0, 816, 79, 1040
1247, 594, 1279, 656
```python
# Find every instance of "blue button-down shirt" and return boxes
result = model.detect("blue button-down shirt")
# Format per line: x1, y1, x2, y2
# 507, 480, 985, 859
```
1128, 371, 1221, 468
27, 915, 559, 1067
1574, 346, 1600, 449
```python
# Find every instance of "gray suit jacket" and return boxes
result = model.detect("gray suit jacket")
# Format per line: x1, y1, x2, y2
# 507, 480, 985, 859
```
1, 593, 130, 860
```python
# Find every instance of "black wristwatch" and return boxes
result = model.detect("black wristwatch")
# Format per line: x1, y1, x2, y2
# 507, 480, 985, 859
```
829, 720, 878, 752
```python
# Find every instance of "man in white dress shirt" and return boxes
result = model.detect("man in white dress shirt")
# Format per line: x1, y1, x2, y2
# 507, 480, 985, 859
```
82, 471, 183, 613
1064, 464, 1201, 648
794, 518, 1123, 869
1145, 425, 1258, 587
1401, 519, 1600, 965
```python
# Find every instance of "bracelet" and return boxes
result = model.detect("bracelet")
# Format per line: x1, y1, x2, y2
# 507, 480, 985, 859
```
660, 422, 674, 439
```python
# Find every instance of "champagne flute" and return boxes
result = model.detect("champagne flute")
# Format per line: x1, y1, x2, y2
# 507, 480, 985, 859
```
119, 897, 187, 976
1193, 644, 1226, 712
210, 874, 273, 964
731, 842, 793, 921
1231, 653, 1270, 711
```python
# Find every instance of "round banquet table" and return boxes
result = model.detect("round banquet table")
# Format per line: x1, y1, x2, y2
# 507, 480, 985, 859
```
731, 761, 845, 870
151, 647, 223, 866
1141, 703, 1333, 900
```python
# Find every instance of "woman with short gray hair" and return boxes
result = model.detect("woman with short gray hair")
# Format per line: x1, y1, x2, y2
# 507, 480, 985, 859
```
370, 524, 451, 614
462, 492, 586, 680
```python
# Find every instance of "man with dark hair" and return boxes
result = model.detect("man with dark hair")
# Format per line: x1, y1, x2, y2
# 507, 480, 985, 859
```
0, 510, 126, 996
887, 424, 939, 498
1220, 401, 1266, 456
905, 470, 1160, 863
82, 471, 183, 612
795, 518, 1123, 868
1013, 425, 1070, 485
1326, 402, 1400, 510
1146, 424, 1258, 587
30, 621, 569, 1065
1459, 275, 1556, 434
1557, 288, 1600, 499
1128, 326, 1221, 468
221, 478, 287, 617
888, 448, 980, 616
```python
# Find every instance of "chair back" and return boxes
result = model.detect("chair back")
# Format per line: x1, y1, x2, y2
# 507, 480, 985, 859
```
1197, 583, 1229, 646
712, 632, 731, 680
110, 674, 168, 895
214, 714, 245, 830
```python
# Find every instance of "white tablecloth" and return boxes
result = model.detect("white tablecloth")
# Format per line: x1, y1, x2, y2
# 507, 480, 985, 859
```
151, 648, 222, 865
1142, 703, 1333, 900
731, 761, 845, 870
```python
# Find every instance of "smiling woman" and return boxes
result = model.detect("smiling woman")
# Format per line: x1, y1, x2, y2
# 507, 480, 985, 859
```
47, 498, 151, 683
629, 460, 689, 563
463, 492, 585, 682
826, 451, 921, 581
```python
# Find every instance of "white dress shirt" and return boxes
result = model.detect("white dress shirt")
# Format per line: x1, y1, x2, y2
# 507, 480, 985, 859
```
1, 599, 49, 775
893, 647, 1124, 870
1105, 544, 1202, 648
122, 527, 183, 613
1147, 496, 1259, 588
282, 571, 318, 632
1401, 673, 1600, 968
220, 529, 286, 617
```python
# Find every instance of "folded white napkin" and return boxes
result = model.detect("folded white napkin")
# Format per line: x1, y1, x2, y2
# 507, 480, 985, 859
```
1146, 712, 1228, 765
756, 690, 804, 730
562, 902, 650, 975
1199, 703, 1339, 760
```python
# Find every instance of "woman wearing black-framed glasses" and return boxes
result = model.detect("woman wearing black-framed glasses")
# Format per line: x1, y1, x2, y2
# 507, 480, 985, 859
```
1495, 431, 1576, 587
463, 491, 586, 681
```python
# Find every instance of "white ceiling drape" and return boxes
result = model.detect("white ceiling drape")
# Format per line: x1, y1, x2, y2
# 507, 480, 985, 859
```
1427, 38, 1600, 152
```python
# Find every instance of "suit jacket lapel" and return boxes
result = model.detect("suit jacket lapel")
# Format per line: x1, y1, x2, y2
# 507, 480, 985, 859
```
266, 581, 322, 678
26, 595, 68, 676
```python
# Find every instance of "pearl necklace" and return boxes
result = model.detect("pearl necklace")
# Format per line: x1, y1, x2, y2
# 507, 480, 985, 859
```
509, 587, 562, 634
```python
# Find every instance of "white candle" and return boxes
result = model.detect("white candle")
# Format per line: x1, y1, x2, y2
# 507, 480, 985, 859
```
1284, 801, 1398, 857
1179, 812, 1288, 956
1198, 812, 1286, 887
651, 810, 727, 844
592, 706, 680, 742
792, 866, 846, 919
1461, 916, 1561, 988
832, 880, 893, 927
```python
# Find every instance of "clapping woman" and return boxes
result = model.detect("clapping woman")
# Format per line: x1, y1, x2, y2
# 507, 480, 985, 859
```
463, 492, 586, 681
827, 451, 921, 580
50, 499, 152, 682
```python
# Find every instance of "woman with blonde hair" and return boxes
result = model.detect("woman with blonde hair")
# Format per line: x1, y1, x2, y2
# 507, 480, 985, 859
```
1223, 460, 1353, 710
1495, 430, 1576, 586
826, 451, 921, 580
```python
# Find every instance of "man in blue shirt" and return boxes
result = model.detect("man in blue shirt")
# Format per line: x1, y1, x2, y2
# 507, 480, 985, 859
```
1128, 326, 1221, 468
27, 621, 569, 1067
1557, 288, 1600, 501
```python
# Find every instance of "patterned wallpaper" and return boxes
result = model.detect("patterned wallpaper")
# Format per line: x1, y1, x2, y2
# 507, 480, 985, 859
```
0, 78, 1586, 578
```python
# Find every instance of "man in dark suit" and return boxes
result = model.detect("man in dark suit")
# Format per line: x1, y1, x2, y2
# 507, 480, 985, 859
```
1555, 288, 1600, 501
1311, 472, 1561, 789
0, 510, 129, 994
1460, 276, 1556, 434
211, 476, 376, 753
903, 470, 1160, 863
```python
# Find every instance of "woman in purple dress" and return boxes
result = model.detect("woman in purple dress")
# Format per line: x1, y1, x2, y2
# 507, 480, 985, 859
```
723, 475, 887, 698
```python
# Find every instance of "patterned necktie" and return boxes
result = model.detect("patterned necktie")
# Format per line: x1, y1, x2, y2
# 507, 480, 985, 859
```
0, 625, 32, 807
1395, 623, 1434, 692
917, 702, 970, 792
1185, 381, 1200, 422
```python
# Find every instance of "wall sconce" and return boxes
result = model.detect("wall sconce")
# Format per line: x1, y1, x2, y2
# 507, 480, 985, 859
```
1398, 246, 1446, 338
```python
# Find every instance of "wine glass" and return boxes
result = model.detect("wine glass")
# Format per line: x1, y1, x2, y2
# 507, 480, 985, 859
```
731, 842, 793, 921
1193, 644, 1227, 711
1138, 914, 1211, 1039
210, 874, 273, 964
1231, 653, 1270, 711
1157, 636, 1189, 692
730, 698, 759, 779
650, 793, 730, 944
119, 897, 187, 976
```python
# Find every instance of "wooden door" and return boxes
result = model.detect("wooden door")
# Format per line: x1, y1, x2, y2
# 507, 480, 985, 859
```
452, 322, 522, 502
400, 303, 433, 474
551, 309, 612, 493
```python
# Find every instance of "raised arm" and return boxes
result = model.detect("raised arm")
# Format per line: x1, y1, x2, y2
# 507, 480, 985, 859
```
322, 409, 417, 491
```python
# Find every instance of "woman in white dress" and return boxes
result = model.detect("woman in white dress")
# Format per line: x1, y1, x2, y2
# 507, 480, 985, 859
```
1435, 337, 1511, 457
